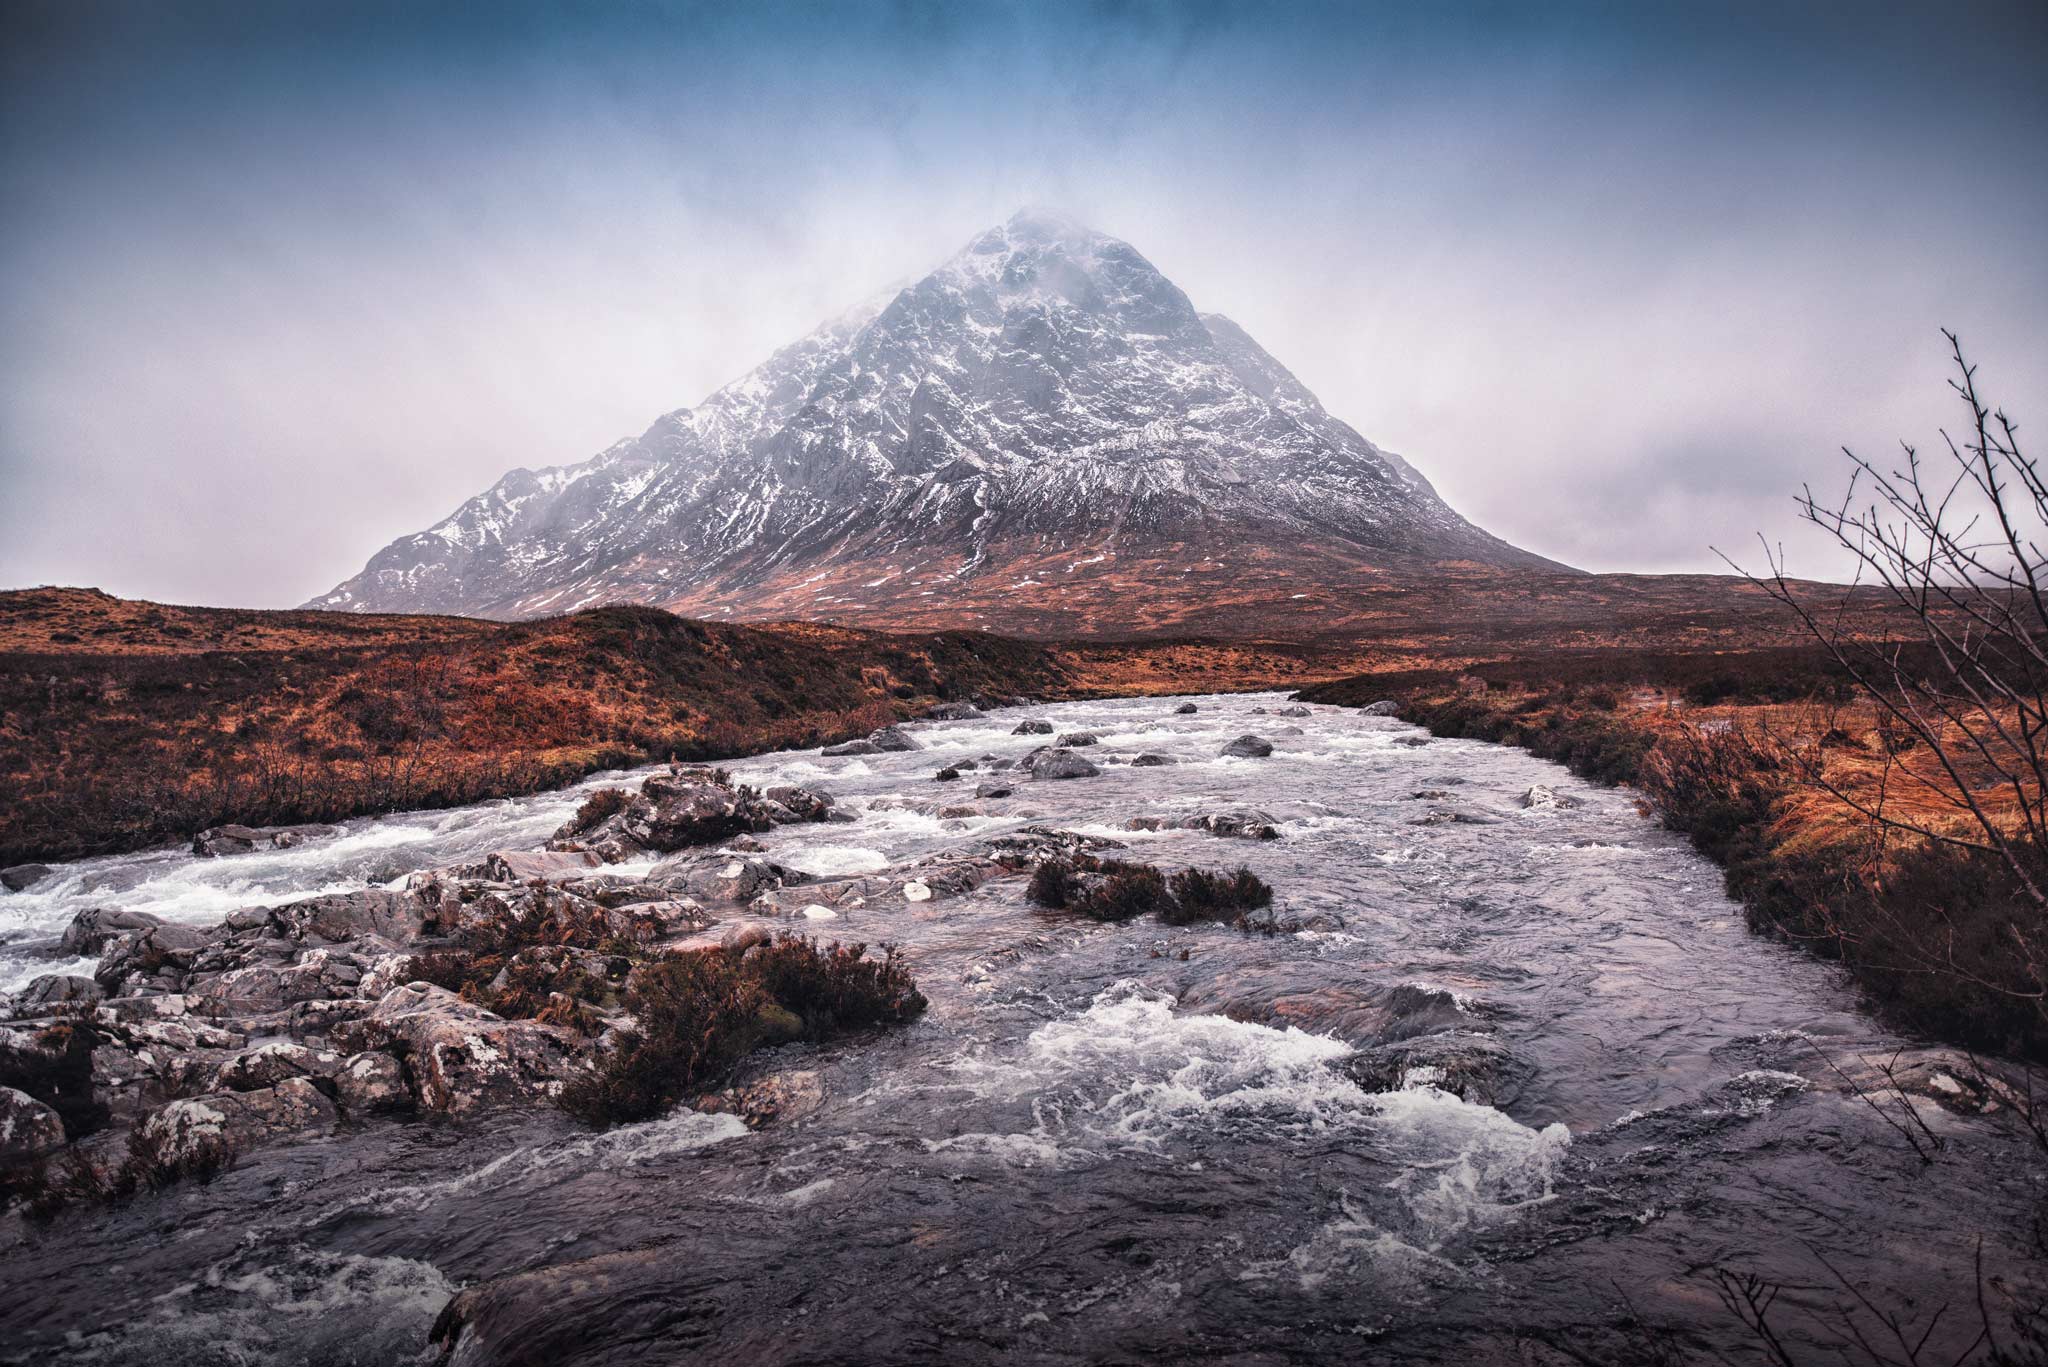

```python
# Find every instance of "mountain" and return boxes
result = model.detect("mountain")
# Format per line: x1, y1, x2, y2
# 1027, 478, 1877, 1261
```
312, 210, 1566, 636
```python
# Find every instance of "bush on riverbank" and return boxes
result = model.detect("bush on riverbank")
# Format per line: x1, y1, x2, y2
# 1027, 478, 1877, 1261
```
558, 935, 925, 1126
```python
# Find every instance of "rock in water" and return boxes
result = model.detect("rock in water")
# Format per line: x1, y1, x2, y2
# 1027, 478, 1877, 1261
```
1026, 748, 1101, 780
1520, 785, 1583, 810
1360, 700, 1401, 716
1221, 735, 1274, 759
1, 864, 52, 892
1174, 703, 1199, 715
1012, 720, 1055, 735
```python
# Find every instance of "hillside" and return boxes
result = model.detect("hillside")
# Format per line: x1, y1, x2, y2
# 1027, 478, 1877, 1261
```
0, 588, 1361, 865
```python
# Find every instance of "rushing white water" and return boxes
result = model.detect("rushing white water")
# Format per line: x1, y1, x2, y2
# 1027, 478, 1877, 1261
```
2, 691, 2038, 1365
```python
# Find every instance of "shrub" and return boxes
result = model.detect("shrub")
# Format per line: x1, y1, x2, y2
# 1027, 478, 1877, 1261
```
558, 936, 925, 1127
563, 786, 631, 836
1162, 867, 1273, 923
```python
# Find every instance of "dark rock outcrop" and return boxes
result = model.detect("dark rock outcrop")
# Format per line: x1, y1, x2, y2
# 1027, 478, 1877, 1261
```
1221, 735, 1274, 759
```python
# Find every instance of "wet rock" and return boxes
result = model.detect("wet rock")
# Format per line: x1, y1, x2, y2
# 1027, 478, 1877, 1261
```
702, 1068, 825, 1129
332, 1051, 411, 1113
1, 863, 52, 892
95, 923, 219, 993
141, 1076, 336, 1161
1221, 735, 1274, 759
211, 1042, 340, 1093
1174, 703, 1199, 715
60, 907, 165, 955
763, 785, 835, 822
1012, 719, 1054, 735
482, 850, 605, 882
629, 773, 769, 850
1056, 731, 1100, 747
676, 857, 792, 904
278, 890, 432, 946
191, 823, 337, 858
1194, 810, 1282, 841
866, 725, 922, 753
1024, 748, 1100, 780
1408, 809, 1503, 827
335, 983, 575, 1115
1409, 789, 1453, 800
1360, 700, 1401, 717
1341, 1032, 1531, 1108
948, 758, 978, 771
820, 739, 880, 756
1394, 735, 1430, 748
17, 975, 104, 1009
934, 767, 963, 782
1272, 706, 1312, 718
1520, 785, 1584, 811
985, 826, 1128, 863
974, 782, 1016, 799
923, 701, 984, 721
0, 1086, 68, 1165
1123, 810, 1280, 840
1130, 753, 1177, 767
937, 804, 981, 819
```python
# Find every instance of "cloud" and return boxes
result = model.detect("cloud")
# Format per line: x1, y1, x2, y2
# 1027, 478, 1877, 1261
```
1, 0, 2042, 604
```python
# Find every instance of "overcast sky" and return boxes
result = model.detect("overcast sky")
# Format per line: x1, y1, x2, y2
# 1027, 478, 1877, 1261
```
3, 0, 2044, 607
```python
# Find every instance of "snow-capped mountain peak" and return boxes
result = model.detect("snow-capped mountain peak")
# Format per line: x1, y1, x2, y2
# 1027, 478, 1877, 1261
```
311, 212, 1559, 632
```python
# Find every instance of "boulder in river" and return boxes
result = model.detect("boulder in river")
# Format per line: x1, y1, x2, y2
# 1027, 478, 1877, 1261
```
16, 975, 104, 1009
934, 767, 963, 782
820, 738, 880, 756
1360, 700, 1401, 717
974, 782, 1016, 799
139, 1075, 337, 1164
190, 823, 337, 858
1130, 753, 1177, 767
335, 983, 576, 1115
1024, 748, 1100, 780
1520, 785, 1584, 810
866, 725, 922, 753
1221, 735, 1274, 759
1, 864, 52, 893
1056, 731, 1099, 747
922, 701, 984, 721
1174, 702, 1199, 715
1012, 719, 1054, 735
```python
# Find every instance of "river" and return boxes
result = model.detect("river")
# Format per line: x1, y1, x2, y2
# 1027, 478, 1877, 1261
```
1, 691, 2039, 1364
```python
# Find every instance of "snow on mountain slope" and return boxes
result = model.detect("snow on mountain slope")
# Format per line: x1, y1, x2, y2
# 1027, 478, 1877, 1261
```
312, 210, 1565, 633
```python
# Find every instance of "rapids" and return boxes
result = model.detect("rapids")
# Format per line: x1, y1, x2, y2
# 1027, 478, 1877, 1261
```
1, 692, 2040, 1364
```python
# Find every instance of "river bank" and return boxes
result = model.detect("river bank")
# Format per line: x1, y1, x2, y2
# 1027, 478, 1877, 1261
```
1299, 664, 2048, 1062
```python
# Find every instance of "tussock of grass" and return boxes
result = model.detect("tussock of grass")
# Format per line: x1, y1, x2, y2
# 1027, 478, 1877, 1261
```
558, 935, 925, 1127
